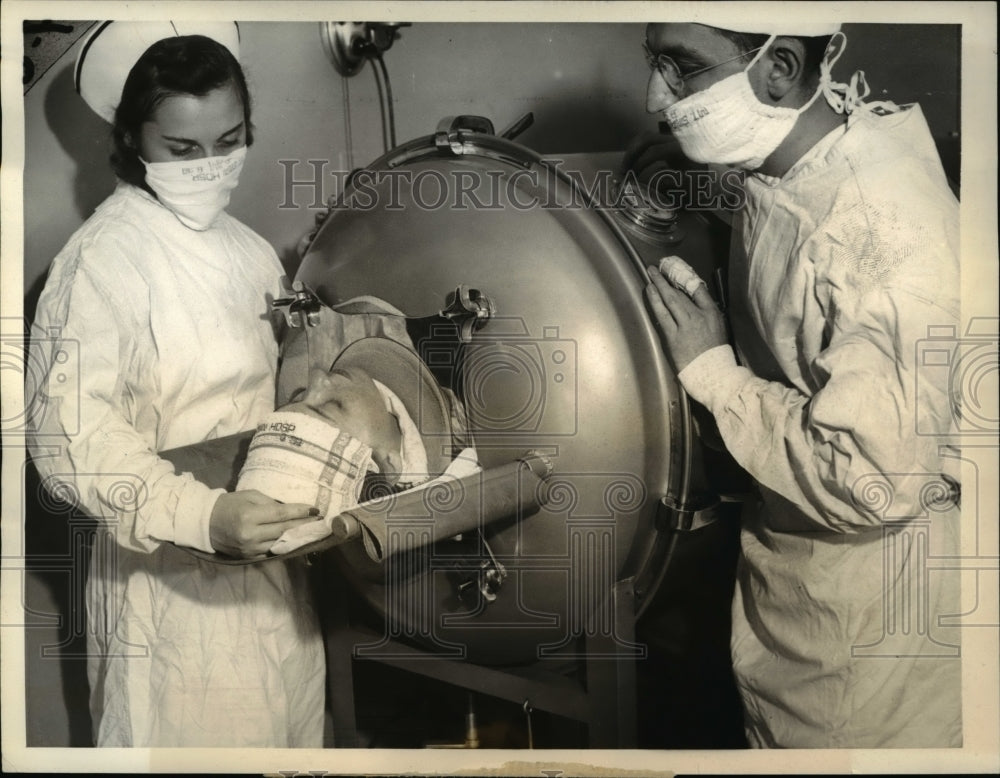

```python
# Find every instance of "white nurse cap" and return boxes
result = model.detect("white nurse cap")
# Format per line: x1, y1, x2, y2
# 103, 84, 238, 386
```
714, 23, 842, 36
74, 21, 241, 123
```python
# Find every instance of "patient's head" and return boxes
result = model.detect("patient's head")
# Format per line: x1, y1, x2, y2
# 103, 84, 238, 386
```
282, 366, 403, 482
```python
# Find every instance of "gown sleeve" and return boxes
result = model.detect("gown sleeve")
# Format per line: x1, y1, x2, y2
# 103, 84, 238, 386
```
27, 236, 224, 554
677, 177, 959, 533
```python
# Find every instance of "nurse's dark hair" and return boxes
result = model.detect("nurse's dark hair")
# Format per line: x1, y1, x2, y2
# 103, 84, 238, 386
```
110, 34, 253, 188
716, 30, 832, 81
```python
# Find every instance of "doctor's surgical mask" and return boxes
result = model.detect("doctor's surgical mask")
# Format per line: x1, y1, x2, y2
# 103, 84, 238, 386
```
660, 33, 850, 171
142, 145, 247, 230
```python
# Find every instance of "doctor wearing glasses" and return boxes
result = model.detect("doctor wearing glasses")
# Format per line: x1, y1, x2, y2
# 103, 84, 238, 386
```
28, 22, 325, 747
641, 23, 962, 748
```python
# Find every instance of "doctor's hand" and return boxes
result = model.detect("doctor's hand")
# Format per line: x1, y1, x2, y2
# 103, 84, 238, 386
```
645, 263, 728, 374
209, 490, 320, 558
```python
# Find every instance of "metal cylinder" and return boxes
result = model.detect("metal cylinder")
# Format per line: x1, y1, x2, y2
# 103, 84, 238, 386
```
294, 122, 723, 665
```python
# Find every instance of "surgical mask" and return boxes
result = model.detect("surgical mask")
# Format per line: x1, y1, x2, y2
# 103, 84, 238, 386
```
664, 33, 853, 170
141, 145, 247, 230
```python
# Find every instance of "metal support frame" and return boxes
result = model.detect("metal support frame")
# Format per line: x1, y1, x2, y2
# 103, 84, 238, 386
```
321, 573, 639, 748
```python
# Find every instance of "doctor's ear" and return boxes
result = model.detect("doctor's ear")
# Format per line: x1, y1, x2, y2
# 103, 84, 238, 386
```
761, 36, 809, 103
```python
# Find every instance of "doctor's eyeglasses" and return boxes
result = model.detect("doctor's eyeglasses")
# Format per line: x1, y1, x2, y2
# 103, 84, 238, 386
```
642, 42, 764, 94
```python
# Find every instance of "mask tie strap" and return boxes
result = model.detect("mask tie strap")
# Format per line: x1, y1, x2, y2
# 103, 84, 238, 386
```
816, 31, 849, 112
819, 31, 897, 115
745, 34, 777, 70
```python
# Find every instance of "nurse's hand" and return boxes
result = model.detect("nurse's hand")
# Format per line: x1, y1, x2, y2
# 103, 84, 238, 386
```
209, 490, 321, 558
645, 264, 728, 374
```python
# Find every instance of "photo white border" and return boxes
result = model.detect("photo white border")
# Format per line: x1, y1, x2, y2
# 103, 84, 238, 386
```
2, 1, 997, 775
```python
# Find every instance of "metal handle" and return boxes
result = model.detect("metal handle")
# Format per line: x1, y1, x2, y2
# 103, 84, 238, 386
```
499, 112, 534, 140
435, 115, 497, 155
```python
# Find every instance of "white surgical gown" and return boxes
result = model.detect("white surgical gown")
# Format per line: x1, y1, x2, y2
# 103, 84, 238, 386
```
28, 183, 326, 747
678, 105, 962, 747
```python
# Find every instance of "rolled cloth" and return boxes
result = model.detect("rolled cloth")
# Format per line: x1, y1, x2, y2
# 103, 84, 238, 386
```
235, 411, 375, 523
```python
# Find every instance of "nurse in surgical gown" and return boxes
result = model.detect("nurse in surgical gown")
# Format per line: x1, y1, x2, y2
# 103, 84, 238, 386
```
27, 23, 325, 747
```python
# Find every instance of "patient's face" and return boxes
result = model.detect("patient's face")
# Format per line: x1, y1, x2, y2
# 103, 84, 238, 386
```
282, 366, 403, 480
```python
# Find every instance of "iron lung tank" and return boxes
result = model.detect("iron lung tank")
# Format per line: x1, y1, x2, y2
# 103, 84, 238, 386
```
286, 117, 740, 667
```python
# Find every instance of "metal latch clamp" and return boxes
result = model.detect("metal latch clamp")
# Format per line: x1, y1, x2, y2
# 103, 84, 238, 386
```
273, 277, 323, 328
